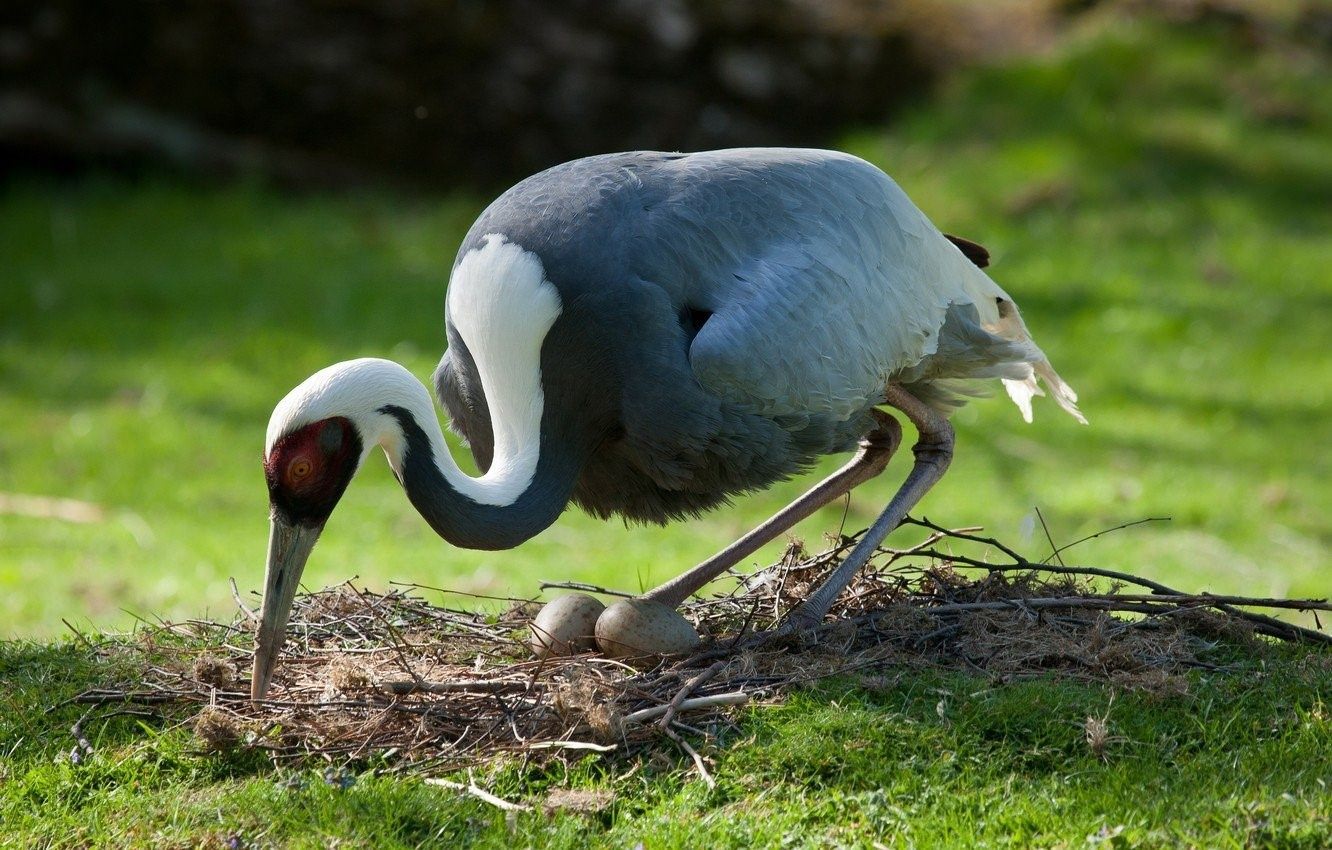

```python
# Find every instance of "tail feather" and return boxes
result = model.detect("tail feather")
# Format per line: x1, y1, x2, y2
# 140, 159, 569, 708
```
1002, 371, 1040, 424
1003, 360, 1086, 425
1036, 360, 1087, 423
919, 244, 1087, 425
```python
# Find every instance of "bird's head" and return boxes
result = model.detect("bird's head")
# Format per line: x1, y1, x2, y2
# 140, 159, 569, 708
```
264, 416, 363, 529
249, 354, 571, 699
252, 359, 416, 700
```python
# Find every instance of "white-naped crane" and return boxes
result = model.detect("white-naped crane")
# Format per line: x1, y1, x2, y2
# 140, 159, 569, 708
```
253, 148, 1085, 699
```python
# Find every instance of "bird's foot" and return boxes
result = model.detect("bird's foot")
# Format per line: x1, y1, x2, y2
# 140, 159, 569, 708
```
774, 606, 827, 640
713, 609, 827, 655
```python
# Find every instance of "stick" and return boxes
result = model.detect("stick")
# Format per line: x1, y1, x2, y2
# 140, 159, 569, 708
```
664, 723, 715, 789
61, 619, 98, 653
660, 661, 727, 731
901, 517, 1029, 563
378, 679, 528, 695
623, 692, 750, 725
424, 777, 531, 812
901, 519, 1332, 645
880, 596, 1318, 617
1035, 593, 1330, 611
724, 596, 764, 652
524, 740, 617, 752
537, 580, 636, 598
388, 581, 533, 606
1034, 506, 1066, 567
965, 562, 1332, 645
229, 578, 258, 622
70, 689, 194, 706
1042, 516, 1172, 563
841, 595, 1332, 629
350, 584, 424, 687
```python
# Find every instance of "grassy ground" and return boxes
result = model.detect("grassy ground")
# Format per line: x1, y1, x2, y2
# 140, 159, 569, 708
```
2, 14, 1330, 847
3, 637, 1329, 848
2, 18, 1329, 638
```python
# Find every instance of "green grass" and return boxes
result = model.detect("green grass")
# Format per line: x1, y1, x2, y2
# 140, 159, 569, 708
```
3, 637, 1329, 848
2, 14, 1331, 847
2, 19, 1329, 638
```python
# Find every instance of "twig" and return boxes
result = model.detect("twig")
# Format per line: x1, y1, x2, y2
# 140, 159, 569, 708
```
901, 517, 1028, 563
70, 689, 195, 706
724, 595, 764, 652
912, 622, 963, 648
1043, 516, 1172, 563
1011, 593, 1329, 611
525, 740, 617, 752
660, 661, 726, 731
664, 723, 715, 789
351, 583, 426, 686
912, 598, 1221, 616
537, 580, 636, 598
424, 777, 531, 812
61, 619, 98, 653
842, 594, 1330, 622
389, 581, 532, 605
623, 692, 751, 725
836, 490, 852, 540
1034, 506, 1066, 567
901, 517, 1332, 646
230, 578, 258, 622
378, 679, 529, 695
972, 562, 1332, 645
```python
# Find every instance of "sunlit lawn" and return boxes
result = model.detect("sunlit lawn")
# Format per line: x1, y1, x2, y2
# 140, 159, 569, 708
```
4, 19, 1329, 640
1, 15, 1330, 848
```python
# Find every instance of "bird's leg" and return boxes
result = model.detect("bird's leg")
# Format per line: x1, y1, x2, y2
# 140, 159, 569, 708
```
643, 409, 903, 610
778, 385, 954, 635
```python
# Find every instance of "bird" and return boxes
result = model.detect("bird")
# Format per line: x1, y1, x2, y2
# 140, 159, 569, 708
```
251, 147, 1085, 699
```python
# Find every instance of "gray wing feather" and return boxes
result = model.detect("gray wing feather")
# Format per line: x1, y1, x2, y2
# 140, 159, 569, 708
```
439, 147, 1082, 524
634, 149, 978, 422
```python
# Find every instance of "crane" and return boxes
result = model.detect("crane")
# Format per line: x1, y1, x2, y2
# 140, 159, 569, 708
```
251, 148, 1085, 699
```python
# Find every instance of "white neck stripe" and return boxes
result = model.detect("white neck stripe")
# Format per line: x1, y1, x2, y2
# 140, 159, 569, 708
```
441, 234, 563, 505
264, 234, 562, 509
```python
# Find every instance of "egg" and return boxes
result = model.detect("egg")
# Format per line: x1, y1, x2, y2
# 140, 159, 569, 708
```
594, 598, 701, 659
529, 593, 606, 659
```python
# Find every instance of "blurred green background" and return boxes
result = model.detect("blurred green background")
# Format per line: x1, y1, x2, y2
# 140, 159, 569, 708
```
1, 1, 1329, 638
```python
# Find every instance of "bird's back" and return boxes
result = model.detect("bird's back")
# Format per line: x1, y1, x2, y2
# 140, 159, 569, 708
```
436, 149, 1082, 522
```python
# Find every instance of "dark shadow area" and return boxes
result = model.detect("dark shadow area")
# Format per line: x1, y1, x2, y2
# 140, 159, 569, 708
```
0, 0, 951, 191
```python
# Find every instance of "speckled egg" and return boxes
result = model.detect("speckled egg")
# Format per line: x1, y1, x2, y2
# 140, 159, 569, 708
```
594, 598, 701, 659
529, 593, 606, 659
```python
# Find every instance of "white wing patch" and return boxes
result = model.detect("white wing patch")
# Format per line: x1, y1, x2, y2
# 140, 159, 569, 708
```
265, 234, 562, 509
444, 234, 564, 505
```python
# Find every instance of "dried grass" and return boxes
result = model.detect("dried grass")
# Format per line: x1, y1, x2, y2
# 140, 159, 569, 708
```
72, 520, 1330, 776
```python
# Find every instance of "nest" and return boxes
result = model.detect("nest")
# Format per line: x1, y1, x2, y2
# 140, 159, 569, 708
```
71, 519, 1329, 781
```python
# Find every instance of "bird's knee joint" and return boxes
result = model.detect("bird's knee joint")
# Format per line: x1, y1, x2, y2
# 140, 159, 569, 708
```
861, 411, 903, 454
912, 435, 954, 468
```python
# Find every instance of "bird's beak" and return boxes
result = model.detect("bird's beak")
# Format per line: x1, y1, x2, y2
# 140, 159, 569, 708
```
251, 517, 322, 701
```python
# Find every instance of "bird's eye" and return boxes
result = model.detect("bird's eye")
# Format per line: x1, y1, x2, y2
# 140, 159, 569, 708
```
289, 458, 314, 482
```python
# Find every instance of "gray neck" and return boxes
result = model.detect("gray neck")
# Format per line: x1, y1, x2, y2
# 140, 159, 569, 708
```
380, 405, 579, 550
